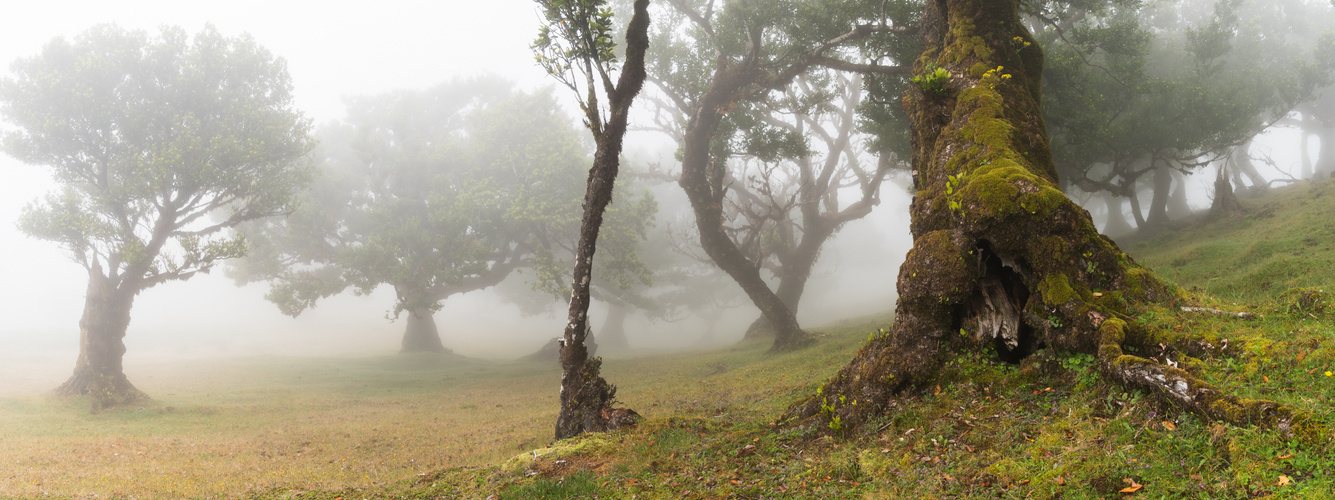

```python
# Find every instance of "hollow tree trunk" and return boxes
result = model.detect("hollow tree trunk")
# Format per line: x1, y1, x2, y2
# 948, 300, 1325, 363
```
400, 306, 449, 353
598, 302, 631, 352
1209, 165, 1244, 221
1101, 195, 1134, 237
783, 0, 1307, 436
554, 0, 650, 441
56, 264, 145, 407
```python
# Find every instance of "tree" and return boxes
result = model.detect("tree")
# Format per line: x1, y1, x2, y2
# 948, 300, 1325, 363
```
533, 0, 653, 439
233, 80, 590, 353
1037, 0, 1335, 229
784, 0, 1309, 435
642, 0, 918, 351
0, 25, 314, 406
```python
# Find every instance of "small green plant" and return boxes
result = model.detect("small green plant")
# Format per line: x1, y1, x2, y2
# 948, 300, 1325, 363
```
911, 63, 951, 94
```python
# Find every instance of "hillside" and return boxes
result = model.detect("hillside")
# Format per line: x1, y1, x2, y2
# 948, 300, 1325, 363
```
3, 181, 1333, 499
251, 181, 1335, 499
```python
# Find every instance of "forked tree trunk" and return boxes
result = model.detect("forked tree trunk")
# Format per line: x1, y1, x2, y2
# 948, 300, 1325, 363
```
400, 306, 449, 353
679, 109, 813, 351
784, 0, 1309, 436
56, 265, 146, 407
554, 0, 650, 441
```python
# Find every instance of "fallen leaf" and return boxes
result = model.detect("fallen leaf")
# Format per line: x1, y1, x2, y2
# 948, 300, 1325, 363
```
943, 474, 954, 481
1278, 475, 1291, 486
1120, 478, 1143, 493
730, 480, 740, 485
1161, 421, 1177, 431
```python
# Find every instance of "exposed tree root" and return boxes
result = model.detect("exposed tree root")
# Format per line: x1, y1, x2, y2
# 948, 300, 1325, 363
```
1179, 306, 1260, 320
55, 371, 148, 409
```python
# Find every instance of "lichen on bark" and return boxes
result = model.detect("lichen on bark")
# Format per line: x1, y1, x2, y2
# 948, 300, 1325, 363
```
783, 0, 1316, 440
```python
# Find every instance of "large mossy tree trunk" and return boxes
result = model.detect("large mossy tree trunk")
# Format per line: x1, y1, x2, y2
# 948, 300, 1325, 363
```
784, 0, 1309, 436
55, 264, 146, 407
400, 306, 449, 354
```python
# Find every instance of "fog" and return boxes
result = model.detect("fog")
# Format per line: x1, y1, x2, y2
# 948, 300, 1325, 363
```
0, 0, 910, 387
0, 1, 1320, 395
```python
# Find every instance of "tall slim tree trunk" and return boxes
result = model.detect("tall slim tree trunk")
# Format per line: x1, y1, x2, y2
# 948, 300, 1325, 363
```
400, 306, 449, 353
553, 0, 650, 441
56, 264, 145, 407
784, 0, 1307, 436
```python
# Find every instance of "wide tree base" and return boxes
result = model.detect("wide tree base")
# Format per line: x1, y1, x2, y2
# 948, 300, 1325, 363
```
782, 303, 1322, 442
55, 372, 148, 408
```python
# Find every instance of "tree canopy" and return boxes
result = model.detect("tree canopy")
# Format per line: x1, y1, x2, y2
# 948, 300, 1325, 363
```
233, 79, 600, 352
0, 24, 315, 404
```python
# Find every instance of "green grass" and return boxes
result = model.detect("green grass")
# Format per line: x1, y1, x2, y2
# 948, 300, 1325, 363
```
6, 181, 1335, 499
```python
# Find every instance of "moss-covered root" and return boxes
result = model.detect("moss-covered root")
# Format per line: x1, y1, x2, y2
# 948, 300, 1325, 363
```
1096, 317, 1324, 442
781, 230, 979, 432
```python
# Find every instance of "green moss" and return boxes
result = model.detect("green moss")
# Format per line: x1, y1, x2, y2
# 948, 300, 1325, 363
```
1038, 274, 1078, 307
500, 433, 617, 475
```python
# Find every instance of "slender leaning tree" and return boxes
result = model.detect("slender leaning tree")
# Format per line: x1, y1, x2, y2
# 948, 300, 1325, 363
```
785, 0, 1309, 435
533, 0, 652, 439
1, 25, 313, 406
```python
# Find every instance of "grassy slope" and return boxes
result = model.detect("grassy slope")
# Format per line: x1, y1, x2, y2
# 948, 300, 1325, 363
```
250, 181, 1335, 499
4, 181, 1335, 499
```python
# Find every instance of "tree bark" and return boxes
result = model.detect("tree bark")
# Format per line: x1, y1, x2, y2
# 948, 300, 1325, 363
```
55, 264, 146, 407
554, 0, 650, 441
400, 306, 450, 353
783, 0, 1309, 437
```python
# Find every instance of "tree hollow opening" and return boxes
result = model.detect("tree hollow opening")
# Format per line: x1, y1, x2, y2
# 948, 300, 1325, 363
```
966, 243, 1040, 364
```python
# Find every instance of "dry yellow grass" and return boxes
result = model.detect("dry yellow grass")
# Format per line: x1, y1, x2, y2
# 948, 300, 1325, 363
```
0, 323, 870, 499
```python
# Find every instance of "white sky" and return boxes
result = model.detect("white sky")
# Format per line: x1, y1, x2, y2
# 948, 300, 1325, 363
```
0, 1, 583, 360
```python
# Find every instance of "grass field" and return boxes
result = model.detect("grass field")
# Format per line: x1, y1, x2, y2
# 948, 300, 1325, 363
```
4, 181, 1335, 499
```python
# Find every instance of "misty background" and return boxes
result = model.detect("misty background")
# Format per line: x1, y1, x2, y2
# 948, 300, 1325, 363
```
0, 0, 911, 385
